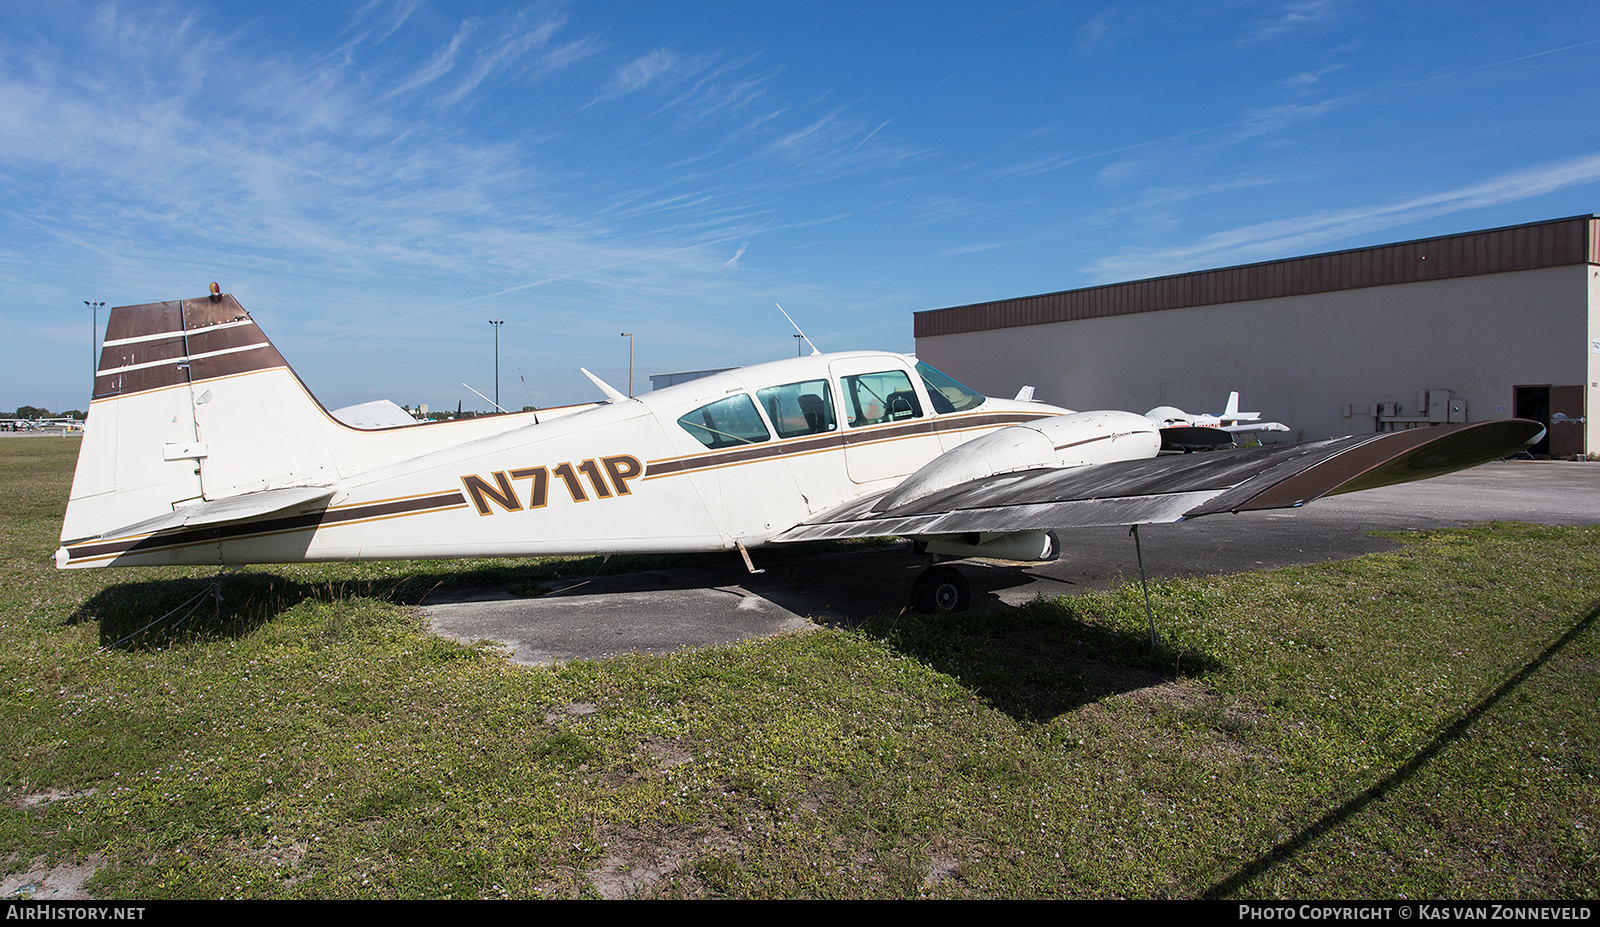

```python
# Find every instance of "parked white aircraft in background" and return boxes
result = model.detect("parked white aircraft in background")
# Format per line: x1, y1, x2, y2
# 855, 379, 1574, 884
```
1146, 391, 1290, 434
58, 293, 1542, 613
1146, 391, 1291, 451
3, 418, 83, 433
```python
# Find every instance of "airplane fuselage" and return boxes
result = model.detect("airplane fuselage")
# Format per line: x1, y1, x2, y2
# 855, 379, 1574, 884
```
59, 334, 1118, 567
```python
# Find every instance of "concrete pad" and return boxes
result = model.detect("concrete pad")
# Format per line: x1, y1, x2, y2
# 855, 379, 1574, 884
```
424, 574, 813, 666
423, 460, 1600, 665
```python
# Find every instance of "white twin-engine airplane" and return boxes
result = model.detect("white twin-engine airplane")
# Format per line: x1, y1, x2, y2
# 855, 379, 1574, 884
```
1146, 391, 1292, 451
1145, 391, 1291, 435
58, 293, 1542, 613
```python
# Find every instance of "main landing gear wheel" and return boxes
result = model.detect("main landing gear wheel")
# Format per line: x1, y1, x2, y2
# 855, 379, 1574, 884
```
910, 565, 970, 614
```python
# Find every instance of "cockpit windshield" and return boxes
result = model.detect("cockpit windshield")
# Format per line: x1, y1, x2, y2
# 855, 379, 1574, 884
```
915, 361, 986, 414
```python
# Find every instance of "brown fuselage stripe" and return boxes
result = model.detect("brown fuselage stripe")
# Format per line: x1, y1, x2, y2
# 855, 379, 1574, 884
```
67, 412, 1050, 560
643, 411, 1052, 477
63, 490, 467, 563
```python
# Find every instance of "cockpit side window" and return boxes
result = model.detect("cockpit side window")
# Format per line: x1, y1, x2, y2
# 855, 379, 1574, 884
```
676, 394, 771, 448
757, 379, 837, 439
914, 360, 986, 414
842, 370, 923, 427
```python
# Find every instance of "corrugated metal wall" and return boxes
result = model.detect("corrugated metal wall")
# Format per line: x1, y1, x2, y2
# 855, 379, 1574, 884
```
915, 215, 1599, 338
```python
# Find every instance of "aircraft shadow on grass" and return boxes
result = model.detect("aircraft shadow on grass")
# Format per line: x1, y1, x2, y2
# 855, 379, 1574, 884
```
67, 543, 1226, 724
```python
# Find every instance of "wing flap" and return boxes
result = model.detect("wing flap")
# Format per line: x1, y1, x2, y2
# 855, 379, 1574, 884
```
773, 490, 1224, 542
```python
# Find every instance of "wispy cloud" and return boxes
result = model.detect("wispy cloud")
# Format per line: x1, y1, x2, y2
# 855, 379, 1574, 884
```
8, 1, 1596, 413
990, 125, 1215, 180
599, 48, 677, 100
334, 0, 420, 60
435, 16, 570, 106
991, 87, 1351, 182
851, 117, 895, 154
381, 23, 469, 100
724, 238, 749, 269
940, 240, 1024, 257
380, 12, 583, 108
1084, 152, 1600, 281
1112, 176, 1279, 214
1245, 0, 1341, 43
591, 48, 776, 133
1075, 7, 1118, 54
1283, 62, 1347, 89
0, 9, 740, 318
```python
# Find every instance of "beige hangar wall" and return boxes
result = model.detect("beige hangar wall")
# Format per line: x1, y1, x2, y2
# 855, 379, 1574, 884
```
1587, 264, 1600, 454
916, 264, 1592, 447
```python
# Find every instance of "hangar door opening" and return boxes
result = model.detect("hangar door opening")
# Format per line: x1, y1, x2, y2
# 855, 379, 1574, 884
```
1515, 385, 1585, 457
1516, 387, 1551, 456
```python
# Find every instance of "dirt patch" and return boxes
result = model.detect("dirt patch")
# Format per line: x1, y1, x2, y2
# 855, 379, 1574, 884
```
546, 701, 599, 724
922, 837, 963, 891
11, 788, 96, 809
641, 738, 693, 770
588, 823, 739, 899
2, 855, 105, 900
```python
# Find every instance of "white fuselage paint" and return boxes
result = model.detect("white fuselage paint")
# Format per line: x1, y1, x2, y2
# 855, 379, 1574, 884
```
58, 348, 1161, 569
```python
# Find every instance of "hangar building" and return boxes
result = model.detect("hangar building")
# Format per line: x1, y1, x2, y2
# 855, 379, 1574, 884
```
913, 215, 1600, 458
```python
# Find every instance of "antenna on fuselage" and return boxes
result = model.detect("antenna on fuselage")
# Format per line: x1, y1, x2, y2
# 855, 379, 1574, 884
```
580, 368, 629, 403
462, 382, 509, 414
518, 367, 539, 423
776, 304, 820, 356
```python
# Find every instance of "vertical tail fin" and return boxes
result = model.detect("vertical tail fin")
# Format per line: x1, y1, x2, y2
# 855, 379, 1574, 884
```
61, 293, 339, 548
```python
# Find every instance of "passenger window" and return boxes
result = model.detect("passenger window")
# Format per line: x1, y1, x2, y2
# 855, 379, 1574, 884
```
842, 370, 922, 427
757, 379, 837, 439
677, 394, 771, 448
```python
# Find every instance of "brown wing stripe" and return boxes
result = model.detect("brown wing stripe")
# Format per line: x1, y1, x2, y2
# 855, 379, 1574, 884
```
1193, 419, 1547, 514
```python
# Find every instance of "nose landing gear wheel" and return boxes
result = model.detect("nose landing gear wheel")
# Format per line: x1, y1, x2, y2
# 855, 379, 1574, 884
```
911, 565, 970, 614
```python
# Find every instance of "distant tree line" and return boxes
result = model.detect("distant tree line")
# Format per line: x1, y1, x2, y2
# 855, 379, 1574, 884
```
9, 406, 85, 420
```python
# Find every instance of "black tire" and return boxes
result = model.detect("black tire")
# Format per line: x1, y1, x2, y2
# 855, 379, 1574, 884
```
911, 565, 970, 614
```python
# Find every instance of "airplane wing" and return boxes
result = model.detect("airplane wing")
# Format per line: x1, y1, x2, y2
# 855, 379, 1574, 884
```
771, 419, 1542, 543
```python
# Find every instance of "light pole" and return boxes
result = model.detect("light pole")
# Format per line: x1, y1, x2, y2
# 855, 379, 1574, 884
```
620, 332, 634, 397
84, 300, 104, 386
794, 334, 803, 357
489, 320, 504, 411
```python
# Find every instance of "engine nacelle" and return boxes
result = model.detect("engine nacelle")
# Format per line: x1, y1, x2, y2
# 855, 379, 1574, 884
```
876, 411, 1160, 512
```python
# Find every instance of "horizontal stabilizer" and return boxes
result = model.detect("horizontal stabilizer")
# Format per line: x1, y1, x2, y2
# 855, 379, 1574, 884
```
772, 420, 1543, 543
61, 485, 334, 549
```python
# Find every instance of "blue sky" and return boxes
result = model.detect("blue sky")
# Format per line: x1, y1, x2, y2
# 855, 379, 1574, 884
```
4, 1, 1599, 414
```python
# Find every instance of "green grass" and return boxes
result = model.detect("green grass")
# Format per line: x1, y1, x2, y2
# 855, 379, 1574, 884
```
1, 437, 1596, 898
